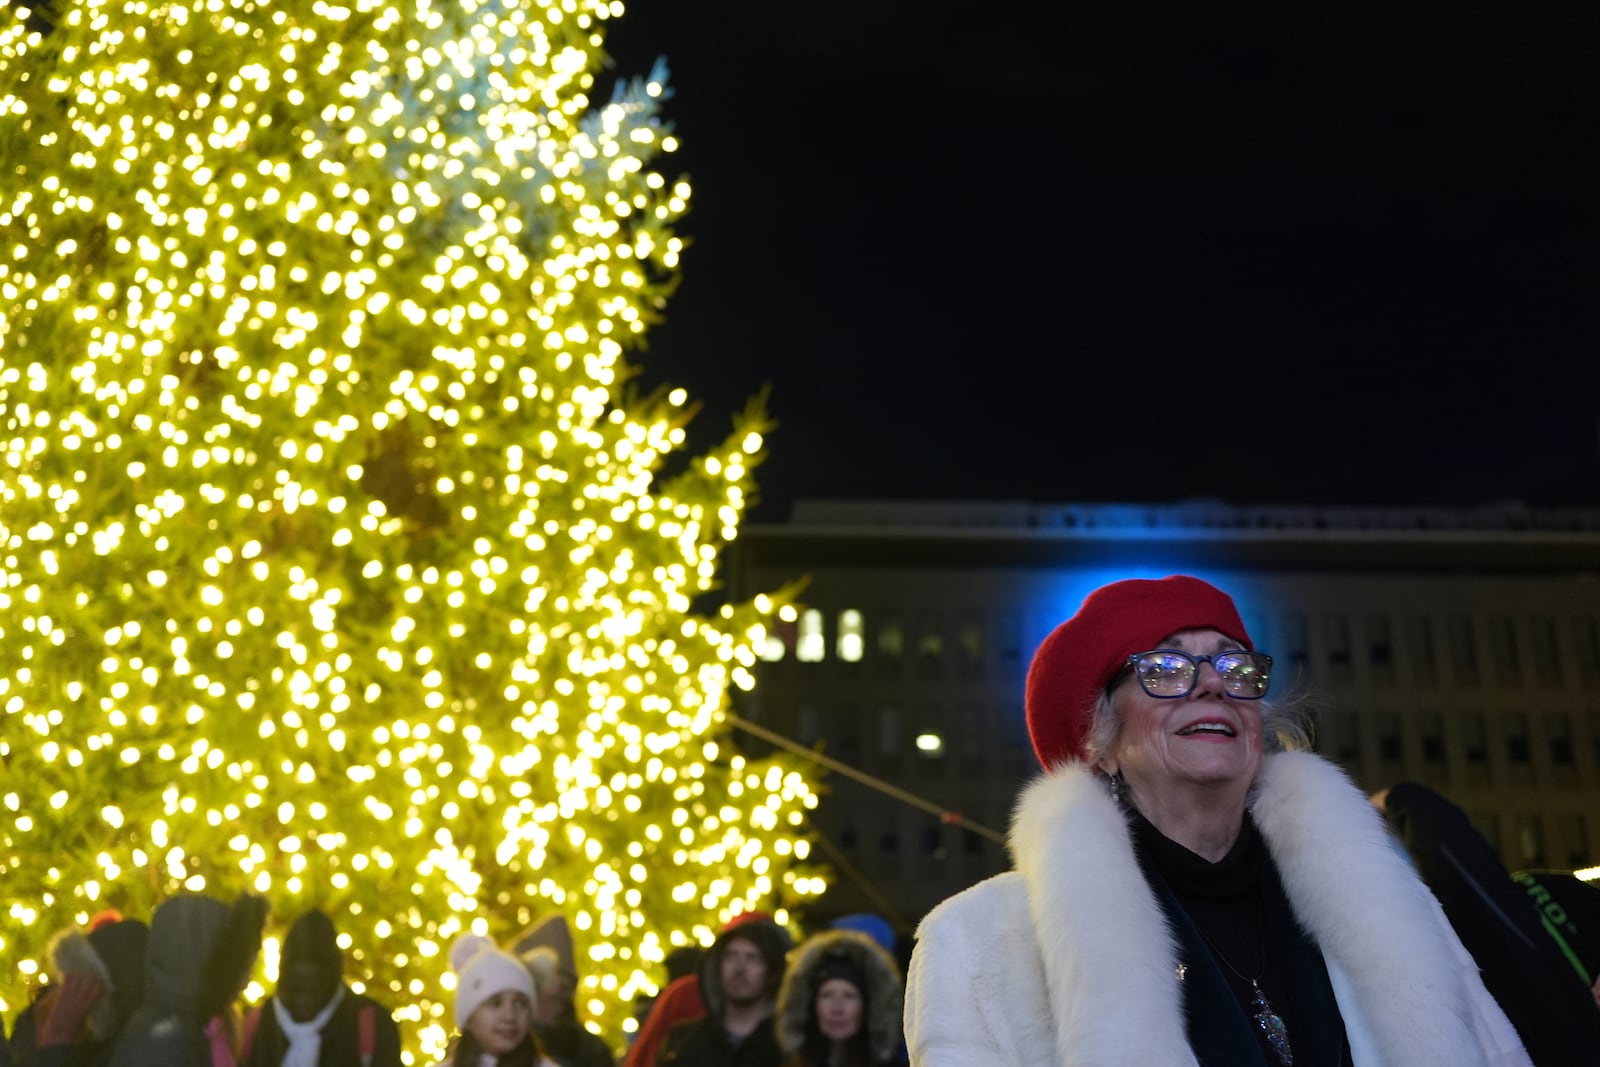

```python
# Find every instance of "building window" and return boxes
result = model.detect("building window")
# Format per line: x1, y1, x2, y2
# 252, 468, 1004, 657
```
1561, 814, 1591, 868
1504, 712, 1532, 786
797, 704, 820, 746
1405, 616, 1438, 688
1461, 712, 1491, 787
836, 609, 865, 662
921, 825, 946, 862
960, 702, 985, 776
916, 610, 944, 679
1318, 708, 1362, 771
1419, 713, 1448, 781
915, 702, 944, 760
1374, 711, 1404, 773
957, 612, 984, 675
1547, 713, 1576, 787
1366, 615, 1395, 688
1471, 811, 1501, 853
797, 609, 825, 663
878, 706, 902, 757
1529, 616, 1563, 688
835, 701, 862, 764
1517, 814, 1546, 867
1488, 616, 1521, 688
1324, 613, 1353, 687
997, 609, 1022, 663
1447, 614, 1480, 688
877, 612, 904, 677
1575, 617, 1600, 684
1283, 612, 1311, 681
1244, 614, 1270, 654
1003, 703, 1028, 757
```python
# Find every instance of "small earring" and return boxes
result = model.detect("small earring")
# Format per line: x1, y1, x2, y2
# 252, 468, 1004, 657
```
1108, 772, 1126, 803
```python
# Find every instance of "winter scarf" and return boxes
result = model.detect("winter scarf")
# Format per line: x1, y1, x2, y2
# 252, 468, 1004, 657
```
271, 984, 345, 1067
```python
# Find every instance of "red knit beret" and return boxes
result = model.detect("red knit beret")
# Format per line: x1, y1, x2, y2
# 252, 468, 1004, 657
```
1024, 575, 1253, 769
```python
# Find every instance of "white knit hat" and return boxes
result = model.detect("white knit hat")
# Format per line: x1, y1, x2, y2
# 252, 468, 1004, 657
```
451, 933, 536, 1028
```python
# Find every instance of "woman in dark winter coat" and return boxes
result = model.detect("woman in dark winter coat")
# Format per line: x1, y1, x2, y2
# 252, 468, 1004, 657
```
773, 931, 903, 1067
106, 892, 266, 1067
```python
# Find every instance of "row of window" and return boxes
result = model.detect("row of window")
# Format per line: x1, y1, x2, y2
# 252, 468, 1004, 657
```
1281, 612, 1600, 691
747, 698, 1029, 764
759, 608, 1017, 667
758, 606, 1600, 692
748, 696, 1600, 791
1317, 708, 1597, 789
824, 805, 1589, 872
1474, 810, 1590, 869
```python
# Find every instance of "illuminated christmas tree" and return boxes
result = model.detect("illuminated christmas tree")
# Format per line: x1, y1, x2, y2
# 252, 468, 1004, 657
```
0, 0, 823, 1057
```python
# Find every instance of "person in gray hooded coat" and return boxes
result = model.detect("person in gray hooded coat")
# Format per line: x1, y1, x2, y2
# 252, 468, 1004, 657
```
773, 930, 903, 1067
105, 892, 266, 1067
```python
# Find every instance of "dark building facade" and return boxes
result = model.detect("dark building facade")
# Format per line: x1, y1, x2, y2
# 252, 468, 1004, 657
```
728, 499, 1600, 927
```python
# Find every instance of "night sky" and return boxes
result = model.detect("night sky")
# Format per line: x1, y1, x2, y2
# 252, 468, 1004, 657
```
605, 4, 1600, 523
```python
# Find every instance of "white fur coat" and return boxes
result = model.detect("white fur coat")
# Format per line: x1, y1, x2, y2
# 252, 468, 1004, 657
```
904, 751, 1532, 1066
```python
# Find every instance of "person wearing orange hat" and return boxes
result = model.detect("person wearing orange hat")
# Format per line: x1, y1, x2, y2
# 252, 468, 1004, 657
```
904, 575, 1531, 1066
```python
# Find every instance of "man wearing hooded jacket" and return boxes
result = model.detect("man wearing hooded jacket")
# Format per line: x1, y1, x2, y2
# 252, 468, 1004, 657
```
643, 914, 788, 1067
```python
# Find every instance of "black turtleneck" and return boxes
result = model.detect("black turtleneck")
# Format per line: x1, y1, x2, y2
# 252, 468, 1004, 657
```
1128, 806, 1353, 1067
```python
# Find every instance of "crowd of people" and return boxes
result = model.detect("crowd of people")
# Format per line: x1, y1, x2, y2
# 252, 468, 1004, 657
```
6, 573, 1600, 1066
0, 892, 910, 1067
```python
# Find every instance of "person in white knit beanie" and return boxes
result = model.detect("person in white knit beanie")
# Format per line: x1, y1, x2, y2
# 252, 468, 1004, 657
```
436, 934, 558, 1067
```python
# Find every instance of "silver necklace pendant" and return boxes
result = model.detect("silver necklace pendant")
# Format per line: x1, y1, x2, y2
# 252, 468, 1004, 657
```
1248, 979, 1294, 1066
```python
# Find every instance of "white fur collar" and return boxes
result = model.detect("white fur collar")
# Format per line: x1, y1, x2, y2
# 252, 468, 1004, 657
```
1009, 751, 1509, 1066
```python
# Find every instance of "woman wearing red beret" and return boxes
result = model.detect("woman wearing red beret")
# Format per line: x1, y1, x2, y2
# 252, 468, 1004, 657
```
903, 575, 1531, 1067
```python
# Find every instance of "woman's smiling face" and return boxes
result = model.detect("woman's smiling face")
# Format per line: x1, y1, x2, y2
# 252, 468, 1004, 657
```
1101, 628, 1265, 797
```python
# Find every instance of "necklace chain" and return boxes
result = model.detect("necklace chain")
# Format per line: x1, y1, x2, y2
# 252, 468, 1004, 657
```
1197, 926, 1264, 984
1193, 913, 1295, 1066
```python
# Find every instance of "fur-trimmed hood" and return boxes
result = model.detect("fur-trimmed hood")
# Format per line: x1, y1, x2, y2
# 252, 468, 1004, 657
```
775, 930, 903, 1060
905, 751, 1532, 1066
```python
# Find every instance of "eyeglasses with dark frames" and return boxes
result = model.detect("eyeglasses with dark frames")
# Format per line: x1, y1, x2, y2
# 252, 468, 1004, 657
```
1120, 649, 1273, 700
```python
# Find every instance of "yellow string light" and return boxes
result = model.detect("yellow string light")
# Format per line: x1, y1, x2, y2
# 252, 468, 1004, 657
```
0, 0, 822, 1060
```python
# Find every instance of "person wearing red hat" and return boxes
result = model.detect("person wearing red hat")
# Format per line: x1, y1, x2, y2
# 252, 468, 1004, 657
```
904, 575, 1532, 1067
